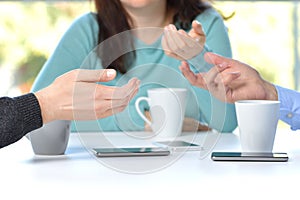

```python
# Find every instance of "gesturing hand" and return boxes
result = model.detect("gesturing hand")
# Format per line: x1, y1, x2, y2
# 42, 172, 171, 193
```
35, 69, 140, 123
162, 20, 206, 60
179, 52, 278, 103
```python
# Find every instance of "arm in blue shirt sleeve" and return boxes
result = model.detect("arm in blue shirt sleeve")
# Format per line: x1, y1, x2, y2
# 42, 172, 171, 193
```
275, 85, 300, 130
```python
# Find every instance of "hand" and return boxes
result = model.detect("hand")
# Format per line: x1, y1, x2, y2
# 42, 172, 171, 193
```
35, 69, 140, 123
179, 52, 278, 103
161, 20, 206, 60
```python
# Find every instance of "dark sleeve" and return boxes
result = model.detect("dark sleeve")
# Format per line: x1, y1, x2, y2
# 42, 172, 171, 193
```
0, 93, 43, 148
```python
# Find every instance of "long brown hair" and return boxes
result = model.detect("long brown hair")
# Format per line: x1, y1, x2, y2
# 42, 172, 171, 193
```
94, 0, 211, 73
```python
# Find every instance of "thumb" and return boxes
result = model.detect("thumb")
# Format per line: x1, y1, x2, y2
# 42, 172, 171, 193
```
75, 69, 117, 83
191, 20, 204, 35
189, 20, 205, 44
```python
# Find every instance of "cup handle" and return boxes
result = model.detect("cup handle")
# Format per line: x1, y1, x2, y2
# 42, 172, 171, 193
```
135, 97, 152, 126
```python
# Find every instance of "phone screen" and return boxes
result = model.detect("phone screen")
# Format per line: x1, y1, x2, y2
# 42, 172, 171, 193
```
211, 152, 288, 162
92, 147, 170, 157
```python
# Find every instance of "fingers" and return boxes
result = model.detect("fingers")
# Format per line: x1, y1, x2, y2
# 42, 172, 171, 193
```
95, 78, 140, 100
161, 30, 177, 58
204, 52, 232, 66
162, 21, 205, 61
95, 81, 140, 118
189, 20, 205, 42
179, 60, 240, 92
179, 61, 197, 84
163, 25, 186, 58
118, 78, 140, 99
204, 52, 250, 81
72, 69, 117, 83
166, 25, 186, 51
192, 20, 204, 35
95, 106, 125, 119
73, 78, 140, 120
179, 61, 206, 89
162, 23, 203, 60
178, 29, 197, 48
221, 72, 241, 86
161, 35, 184, 60
75, 99, 128, 120
99, 69, 117, 82
110, 85, 139, 110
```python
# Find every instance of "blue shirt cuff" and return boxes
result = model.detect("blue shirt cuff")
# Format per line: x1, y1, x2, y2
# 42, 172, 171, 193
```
275, 85, 300, 130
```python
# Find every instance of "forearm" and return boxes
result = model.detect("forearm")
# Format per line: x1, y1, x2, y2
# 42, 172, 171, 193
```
0, 93, 43, 148
34, 88, 54, 124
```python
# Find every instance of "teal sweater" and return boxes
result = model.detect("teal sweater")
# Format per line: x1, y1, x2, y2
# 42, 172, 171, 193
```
31, 9, 237, 132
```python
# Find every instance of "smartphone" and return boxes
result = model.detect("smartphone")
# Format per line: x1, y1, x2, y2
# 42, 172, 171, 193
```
92, 147, 170, 157
211, 152, 289, 162
154, 140, 203, 151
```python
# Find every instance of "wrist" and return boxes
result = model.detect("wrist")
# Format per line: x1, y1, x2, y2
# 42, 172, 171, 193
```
263, 80, 278, 101
34, 88, 55, 124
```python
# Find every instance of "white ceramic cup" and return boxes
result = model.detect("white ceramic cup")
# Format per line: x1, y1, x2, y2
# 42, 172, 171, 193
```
235, 100, 280, 152
135, 88, 187, 139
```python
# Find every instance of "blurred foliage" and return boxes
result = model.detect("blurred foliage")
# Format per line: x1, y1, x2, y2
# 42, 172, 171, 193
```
14, 49, 47, 86
0, 2, 91, 93
215, 2, 299, 89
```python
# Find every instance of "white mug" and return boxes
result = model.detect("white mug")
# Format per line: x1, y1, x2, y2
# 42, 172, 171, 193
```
235, 100, 280, 152
135, 88, 187, 139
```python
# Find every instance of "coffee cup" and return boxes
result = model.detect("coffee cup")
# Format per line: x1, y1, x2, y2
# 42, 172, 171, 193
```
135, 88, 187, 139
235, 100, 280, 152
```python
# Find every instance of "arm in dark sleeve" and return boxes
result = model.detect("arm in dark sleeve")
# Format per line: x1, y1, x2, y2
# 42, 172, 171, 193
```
0, 93, 43, 148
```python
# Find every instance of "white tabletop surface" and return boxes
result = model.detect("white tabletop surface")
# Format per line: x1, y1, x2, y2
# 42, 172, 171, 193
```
1, 128, 300, 200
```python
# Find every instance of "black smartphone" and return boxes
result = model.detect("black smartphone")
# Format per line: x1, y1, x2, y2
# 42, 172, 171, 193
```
211, 152, 289, 162
92, 147, 170, 157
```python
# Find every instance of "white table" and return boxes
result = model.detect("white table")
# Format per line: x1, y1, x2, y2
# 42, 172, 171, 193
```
1, 129, 300, 200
